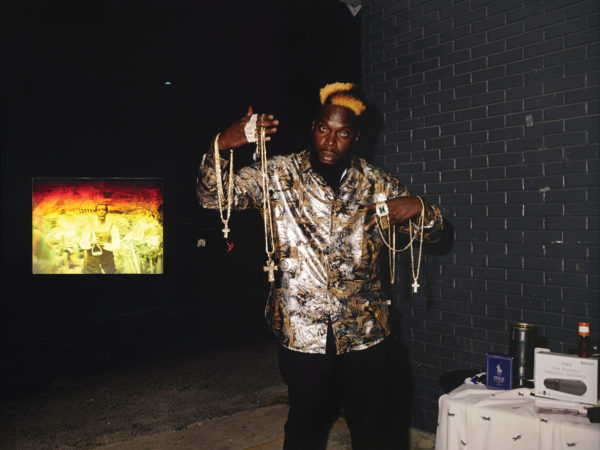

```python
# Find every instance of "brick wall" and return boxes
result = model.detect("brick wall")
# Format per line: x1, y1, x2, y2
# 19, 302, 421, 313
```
361, 0, 599, 432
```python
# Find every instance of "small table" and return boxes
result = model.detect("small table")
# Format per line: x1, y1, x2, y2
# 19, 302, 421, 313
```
435, 384, 599, 450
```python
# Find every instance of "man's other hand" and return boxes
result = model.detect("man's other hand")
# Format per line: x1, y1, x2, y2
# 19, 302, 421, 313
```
364, 196, 423, 231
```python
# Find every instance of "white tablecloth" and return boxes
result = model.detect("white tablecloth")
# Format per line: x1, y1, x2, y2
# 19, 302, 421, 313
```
435, 384, 600, 450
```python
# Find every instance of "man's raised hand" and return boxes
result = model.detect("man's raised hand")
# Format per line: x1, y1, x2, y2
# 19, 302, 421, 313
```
217, 106, 279, 150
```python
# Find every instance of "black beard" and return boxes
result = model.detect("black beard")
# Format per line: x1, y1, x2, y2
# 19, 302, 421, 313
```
309, 148, 352, 191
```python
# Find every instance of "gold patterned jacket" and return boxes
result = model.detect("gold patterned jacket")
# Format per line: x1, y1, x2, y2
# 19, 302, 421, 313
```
197, 147, 443, 354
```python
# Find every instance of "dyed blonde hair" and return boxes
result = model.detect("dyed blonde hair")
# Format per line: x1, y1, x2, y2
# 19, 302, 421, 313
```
319, 82, 366, 116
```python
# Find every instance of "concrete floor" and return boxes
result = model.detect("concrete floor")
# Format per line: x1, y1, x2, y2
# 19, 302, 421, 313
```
92, 405, 435, 450
95, 404, 436, 450
1, 338, 436, 449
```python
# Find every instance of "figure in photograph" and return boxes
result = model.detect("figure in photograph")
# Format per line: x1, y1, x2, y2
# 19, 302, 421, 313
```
197, 82, 444, 449
79, 203, 121, 274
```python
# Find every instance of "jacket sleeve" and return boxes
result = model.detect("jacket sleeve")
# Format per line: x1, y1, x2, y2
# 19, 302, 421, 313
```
196, 135, 265, 212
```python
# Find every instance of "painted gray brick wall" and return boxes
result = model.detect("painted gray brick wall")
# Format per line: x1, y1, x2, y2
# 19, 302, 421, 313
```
361, 0, 599, 431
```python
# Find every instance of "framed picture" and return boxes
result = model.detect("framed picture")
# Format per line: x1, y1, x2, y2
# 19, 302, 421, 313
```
32, 178, 163, 275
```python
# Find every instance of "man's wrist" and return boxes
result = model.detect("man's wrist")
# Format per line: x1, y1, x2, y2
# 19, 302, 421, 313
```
412, 195, 425, 217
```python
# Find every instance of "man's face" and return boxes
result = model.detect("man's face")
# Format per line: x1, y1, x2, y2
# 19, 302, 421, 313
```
96, 205, 107, 219
312, 105, 359, 166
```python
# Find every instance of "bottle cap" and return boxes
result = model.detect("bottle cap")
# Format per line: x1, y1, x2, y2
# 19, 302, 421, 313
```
578, 322, 590, 336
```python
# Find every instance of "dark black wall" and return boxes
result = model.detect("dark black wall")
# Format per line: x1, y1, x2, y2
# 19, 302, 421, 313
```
362, 0, 599, 431
1, 0, 361, 399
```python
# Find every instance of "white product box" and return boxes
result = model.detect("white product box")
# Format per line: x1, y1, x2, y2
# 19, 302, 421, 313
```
534, 349, 599, 405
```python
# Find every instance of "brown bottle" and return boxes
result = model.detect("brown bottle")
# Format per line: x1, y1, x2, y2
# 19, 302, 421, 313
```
577, 322, 590, 358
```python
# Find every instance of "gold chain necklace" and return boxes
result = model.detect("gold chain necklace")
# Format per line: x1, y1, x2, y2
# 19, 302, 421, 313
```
258, 125, 277, 282
214, 133, 234, 239
409, 199, 425, 292
375, 196, 425, 290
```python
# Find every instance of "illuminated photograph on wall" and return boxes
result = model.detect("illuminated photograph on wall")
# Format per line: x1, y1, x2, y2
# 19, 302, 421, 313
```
32, 178, 163, 274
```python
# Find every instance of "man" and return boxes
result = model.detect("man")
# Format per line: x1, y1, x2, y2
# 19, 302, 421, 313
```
79, 203, 120, 274
197, 83, 443, 449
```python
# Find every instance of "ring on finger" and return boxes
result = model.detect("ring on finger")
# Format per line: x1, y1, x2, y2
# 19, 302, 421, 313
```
376, 201, 390, 230
244, 114, 258, 143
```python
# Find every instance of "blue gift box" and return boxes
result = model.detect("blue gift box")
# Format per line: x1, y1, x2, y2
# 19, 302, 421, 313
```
486, 354, 513, 390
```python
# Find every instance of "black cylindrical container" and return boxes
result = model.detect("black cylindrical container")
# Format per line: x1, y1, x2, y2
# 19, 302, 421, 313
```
510, 322, 537, 387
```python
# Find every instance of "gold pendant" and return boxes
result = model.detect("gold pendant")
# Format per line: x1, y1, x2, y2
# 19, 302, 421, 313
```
412, 279, 420, 293
375, 201, 390, 229
379, 215, 390, 230
263, 257, 277, 282
222, 225, 230, 239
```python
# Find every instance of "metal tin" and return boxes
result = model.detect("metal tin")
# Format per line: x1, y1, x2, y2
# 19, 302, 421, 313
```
510, 322, 537, 387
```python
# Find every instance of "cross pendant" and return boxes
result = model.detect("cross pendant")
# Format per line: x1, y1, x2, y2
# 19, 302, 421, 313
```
222, 225, 230, 239
263, 258, 277, 282
412, 280, 420, 293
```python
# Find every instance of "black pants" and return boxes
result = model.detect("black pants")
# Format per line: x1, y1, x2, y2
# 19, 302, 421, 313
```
278, 332, 400, 450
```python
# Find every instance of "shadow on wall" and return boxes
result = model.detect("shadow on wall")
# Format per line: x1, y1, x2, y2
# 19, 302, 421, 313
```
355, 100, 384, 162
387, 220, 454, 445
388, 307, 414, 450
425, 218, 455, 256
380, 223, 454, 447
